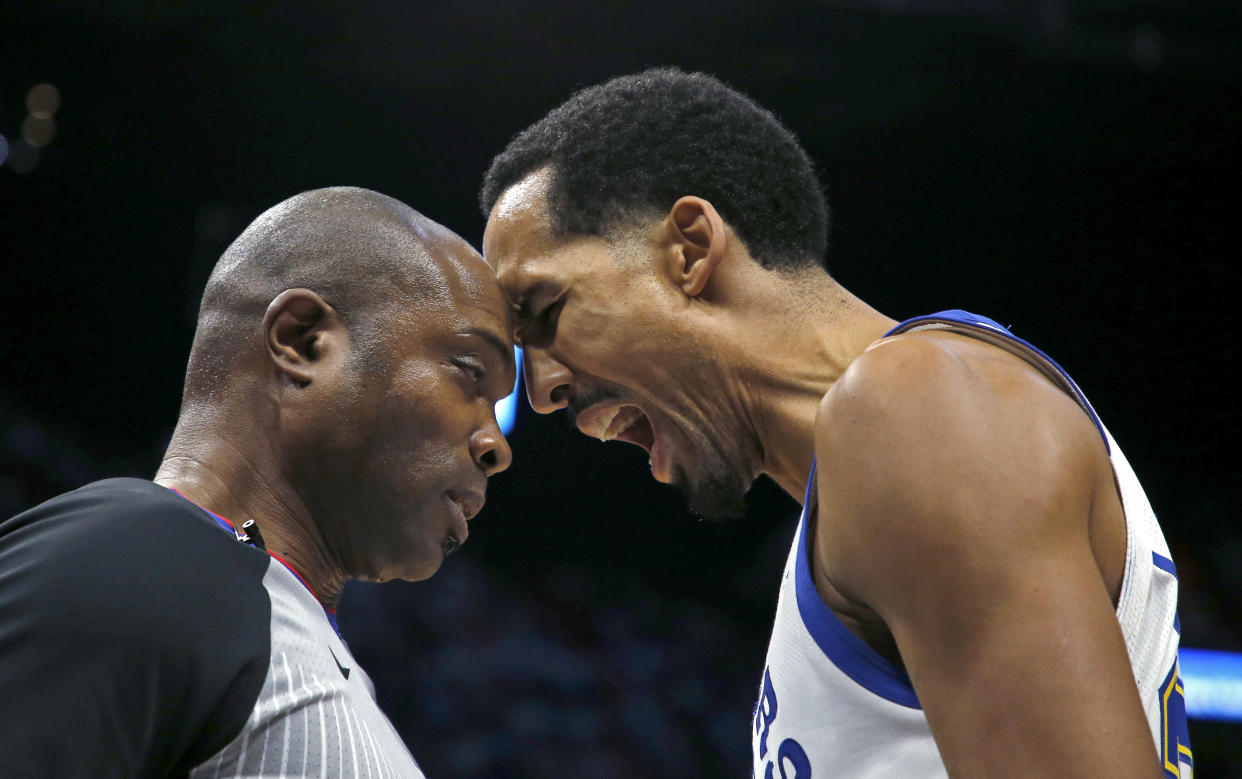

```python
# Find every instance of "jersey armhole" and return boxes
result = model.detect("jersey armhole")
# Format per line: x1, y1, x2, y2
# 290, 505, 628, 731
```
795, 462, 921, 709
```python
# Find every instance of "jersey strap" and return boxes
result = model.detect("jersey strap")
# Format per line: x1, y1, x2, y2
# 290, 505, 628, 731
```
883, 309, 1108, 453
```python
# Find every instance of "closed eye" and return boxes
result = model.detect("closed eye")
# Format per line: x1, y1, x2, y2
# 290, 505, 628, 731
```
520, 297, 565, 347
453, 357, 486, 386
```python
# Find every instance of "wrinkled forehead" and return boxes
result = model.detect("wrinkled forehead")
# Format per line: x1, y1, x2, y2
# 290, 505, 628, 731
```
484, 173, 581, 308
423, 238, 511, 328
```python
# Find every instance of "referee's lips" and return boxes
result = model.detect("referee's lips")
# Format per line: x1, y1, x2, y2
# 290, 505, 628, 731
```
448, 489, 485, 521
441, 488, 484, 556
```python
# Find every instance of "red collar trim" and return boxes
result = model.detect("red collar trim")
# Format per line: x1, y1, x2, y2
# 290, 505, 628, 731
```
166, 487, 334, 613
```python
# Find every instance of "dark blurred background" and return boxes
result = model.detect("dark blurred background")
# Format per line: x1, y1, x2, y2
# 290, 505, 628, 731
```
3, 0, 1239, 775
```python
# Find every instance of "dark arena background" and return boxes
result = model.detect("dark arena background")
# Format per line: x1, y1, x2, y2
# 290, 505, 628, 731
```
3, 1, 1240, 776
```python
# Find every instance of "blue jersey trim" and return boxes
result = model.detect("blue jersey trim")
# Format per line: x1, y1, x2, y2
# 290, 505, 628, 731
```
165, 487, 344, 639
793, 462, 922, 709
882, 309, 1010, 339
1152, 552, 1182, 633
204, 508, 240, 537
1152, 551, 1178, 578
884, 310, 1109, 455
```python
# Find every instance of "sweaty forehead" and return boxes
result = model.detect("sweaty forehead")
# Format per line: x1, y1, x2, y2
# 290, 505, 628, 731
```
428, 241, 509, 319
482, 172, 560, 277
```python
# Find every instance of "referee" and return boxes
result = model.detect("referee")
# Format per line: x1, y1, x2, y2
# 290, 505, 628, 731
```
0, 187, 515, 777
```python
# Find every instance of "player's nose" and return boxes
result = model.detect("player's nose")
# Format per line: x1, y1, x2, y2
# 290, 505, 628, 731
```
523, 346, 572, 414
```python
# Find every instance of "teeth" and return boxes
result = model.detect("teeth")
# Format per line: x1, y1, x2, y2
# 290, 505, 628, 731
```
593, 406, 621, 441
601, 406, 643, 441
586, 405, 645, 442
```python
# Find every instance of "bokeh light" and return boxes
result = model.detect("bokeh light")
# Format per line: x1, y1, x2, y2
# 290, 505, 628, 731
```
21, 115, 57, 148
25, 84, 61, 119
1183, 648, 1242, 722
6, 139, 40, 174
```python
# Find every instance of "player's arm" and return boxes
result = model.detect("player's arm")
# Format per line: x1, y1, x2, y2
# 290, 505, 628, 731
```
813, 335, 1159, 777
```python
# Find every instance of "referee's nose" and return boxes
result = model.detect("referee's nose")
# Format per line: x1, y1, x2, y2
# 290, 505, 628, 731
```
471, 414, 512, 477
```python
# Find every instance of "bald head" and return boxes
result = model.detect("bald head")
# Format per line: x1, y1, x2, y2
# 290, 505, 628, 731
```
161, 186, 517, 590
185, 186, 481, 401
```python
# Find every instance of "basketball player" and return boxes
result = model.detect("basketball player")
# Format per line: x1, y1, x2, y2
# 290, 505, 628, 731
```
0, 187, 515, 777
480, 69, 1190, 777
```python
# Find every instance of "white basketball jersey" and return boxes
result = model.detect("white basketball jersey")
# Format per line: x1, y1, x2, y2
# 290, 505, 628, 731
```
753, 310, 1191, 779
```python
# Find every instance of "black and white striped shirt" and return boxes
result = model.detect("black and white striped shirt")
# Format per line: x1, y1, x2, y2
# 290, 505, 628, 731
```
0, 478, 424, 778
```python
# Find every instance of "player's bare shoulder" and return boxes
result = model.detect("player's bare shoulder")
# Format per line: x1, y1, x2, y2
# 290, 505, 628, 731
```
811, 328, 1115, 601
815, 329, 1024, 457
816, 327, 1104, 462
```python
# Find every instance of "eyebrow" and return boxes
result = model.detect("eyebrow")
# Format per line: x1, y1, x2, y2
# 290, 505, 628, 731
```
511, 280, 558, 318
465, 327, 517, 380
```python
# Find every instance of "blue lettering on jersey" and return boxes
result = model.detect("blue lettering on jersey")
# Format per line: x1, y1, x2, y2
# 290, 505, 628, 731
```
765, 738, 811, 779
755, 667, 779, 757
755, 667, 812, 778
1159, 658, 1193, 778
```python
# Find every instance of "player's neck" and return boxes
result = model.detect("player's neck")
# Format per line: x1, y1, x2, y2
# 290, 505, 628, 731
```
154, 415, 347, 609
730, 273, 895, 502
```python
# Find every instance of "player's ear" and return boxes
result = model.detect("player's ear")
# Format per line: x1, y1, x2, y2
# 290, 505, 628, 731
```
263, 288, 348, 386
663, 196, 727, 298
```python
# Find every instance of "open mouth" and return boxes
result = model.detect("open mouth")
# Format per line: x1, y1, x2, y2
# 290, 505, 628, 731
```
578, 403, 655, 453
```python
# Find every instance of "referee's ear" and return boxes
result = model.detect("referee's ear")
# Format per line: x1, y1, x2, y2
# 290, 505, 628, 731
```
262, 288, 347, 387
